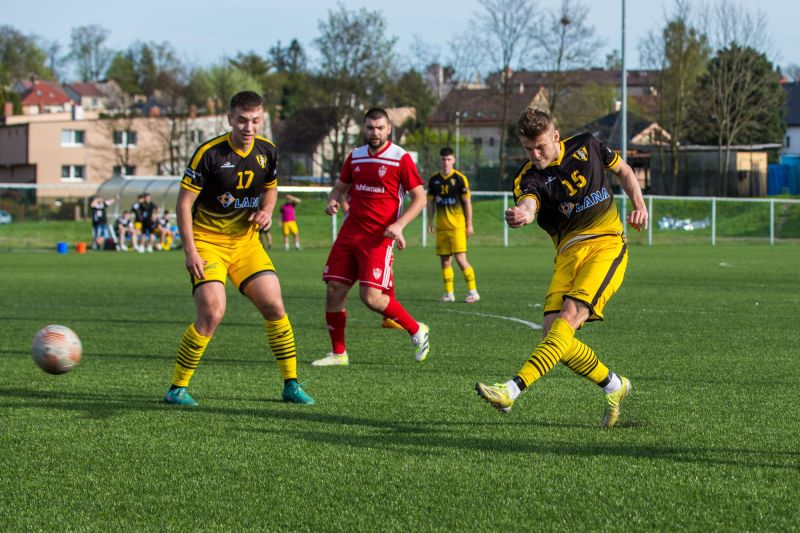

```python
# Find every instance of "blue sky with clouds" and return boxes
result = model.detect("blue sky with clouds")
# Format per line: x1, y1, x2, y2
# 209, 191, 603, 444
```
7, 0, 799, 78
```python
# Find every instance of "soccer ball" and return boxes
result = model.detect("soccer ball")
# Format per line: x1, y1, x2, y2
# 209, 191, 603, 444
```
32, 325, 82, 375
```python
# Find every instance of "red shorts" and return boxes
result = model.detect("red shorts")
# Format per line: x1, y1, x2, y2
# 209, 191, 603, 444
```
323, 236, 394, 289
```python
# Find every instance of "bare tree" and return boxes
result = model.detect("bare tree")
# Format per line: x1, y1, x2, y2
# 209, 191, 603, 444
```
312, 4, 397, 181
640, 0, 710, 194
782, 63, 800, 82
473, 0, 538, 180
68, 25, 113, 82
531, 0, 604, 120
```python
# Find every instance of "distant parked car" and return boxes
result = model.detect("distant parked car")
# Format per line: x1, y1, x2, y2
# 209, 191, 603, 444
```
0, 210, 12, 224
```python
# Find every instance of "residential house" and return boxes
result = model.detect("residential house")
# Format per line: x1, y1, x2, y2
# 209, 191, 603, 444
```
573, 110, 670, 191
0, 112, 235, 201
13, 78, 74, 116
427, 84, 549, 165
63, 82, 110, 113
274, 107, 415, 181
781, 82, 800, 157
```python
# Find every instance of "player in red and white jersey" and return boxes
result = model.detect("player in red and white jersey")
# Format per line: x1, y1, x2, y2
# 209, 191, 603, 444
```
314, 108, 430, 366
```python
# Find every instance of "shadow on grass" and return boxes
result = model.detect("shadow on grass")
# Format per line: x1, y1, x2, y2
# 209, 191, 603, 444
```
1, 387, 797, 470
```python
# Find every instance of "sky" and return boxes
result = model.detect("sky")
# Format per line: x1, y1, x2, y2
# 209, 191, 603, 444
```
6, 0, 800, 78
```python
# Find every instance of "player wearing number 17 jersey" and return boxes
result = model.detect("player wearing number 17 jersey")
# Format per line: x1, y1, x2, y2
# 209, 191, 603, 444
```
313, 107, 430, 367
475, 107, 648, 428
162, 90, 313, 407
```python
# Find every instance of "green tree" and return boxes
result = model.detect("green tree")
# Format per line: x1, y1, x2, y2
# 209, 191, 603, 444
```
640, 0, 710, 194
689, 45, 785, 195
68, 25, 113, 82
0, 25, 53, 85
269, 39, 311, 119
106, 51, 140, 94
205, 62, 261, 113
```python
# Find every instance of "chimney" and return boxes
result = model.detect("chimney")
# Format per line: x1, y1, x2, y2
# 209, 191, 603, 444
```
189, 104, 197, 119
3, 102, 13, 117
72, 104, 84, 120
148, 106, 161, 118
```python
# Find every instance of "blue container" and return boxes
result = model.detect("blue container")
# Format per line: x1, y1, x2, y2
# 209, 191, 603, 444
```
779, 155, 800, 195
767, 164, 786, 195
56, 242, 68, 254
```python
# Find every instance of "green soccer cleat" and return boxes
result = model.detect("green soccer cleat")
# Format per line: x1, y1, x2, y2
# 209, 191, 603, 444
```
163, 386, 199, 407
475, 382, 514, 413
412, 323, 430, 362
282, 381, 316, 405
600, 376, 632, 429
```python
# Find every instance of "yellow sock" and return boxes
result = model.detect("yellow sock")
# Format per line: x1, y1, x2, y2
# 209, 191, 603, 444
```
462, 266, 477, 291
172, 323, 212, 387
442, 266, 454, 294
515, 318, 575, 387
265, 314, 297, 381
561, 338, 610, 384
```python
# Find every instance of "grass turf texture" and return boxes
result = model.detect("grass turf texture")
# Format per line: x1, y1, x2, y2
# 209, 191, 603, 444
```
1, 242, 798, 530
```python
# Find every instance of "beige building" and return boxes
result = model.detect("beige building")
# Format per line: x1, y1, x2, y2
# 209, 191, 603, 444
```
0, 112, 271, 201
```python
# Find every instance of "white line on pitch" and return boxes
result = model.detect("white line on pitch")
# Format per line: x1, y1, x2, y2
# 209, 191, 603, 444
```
445, 310, 541, 330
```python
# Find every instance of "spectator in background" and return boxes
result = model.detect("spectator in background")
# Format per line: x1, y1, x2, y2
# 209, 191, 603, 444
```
155, 208, 174, 251
90, 195, 116, 251
136, 192, 158, 253
280, 194, 302, 250
116, 210, 137, 251
131, 194, 144, 252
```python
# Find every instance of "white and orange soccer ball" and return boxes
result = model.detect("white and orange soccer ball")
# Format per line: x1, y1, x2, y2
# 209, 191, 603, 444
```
32, 325, 82, 375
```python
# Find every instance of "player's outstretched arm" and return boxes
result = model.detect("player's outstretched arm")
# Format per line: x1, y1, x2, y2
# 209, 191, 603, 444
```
505, 197, 537, 228
463, 195, 474, 237
611, 160, 648, 231
385, 185, 426, 249
325, 180, 351, 216
250, 186, 277, 231
176, 187, 204, 279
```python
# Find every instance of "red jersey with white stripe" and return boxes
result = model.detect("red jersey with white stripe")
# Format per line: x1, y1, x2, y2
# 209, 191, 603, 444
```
339, 142, 423, 240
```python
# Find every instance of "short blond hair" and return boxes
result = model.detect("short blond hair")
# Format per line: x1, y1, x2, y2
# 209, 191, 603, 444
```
517, 107, 554, 139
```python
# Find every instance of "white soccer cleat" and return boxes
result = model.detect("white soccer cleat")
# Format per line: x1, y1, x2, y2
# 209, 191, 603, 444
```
465, 291, 480, 303
440, 293, 455, 303
412, 323, 430, 362
311, 352, 349, 366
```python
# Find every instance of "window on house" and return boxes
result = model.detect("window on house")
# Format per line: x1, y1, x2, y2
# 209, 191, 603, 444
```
190, 129, 203, 143
787, 136, 791, 148
489, 137, 495, 147
113, 130, 137, 147
61, 129, 85, 146
61, 165, 85, 180
112, 165, 136, 176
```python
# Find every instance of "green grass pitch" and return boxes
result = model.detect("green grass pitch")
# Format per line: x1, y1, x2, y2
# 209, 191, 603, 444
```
1, 241, 798, 530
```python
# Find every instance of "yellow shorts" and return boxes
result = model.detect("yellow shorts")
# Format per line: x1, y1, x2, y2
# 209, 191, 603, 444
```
192, 234, 276, 294
282, 221, 298, 237
435, 229, 467, 256
543, 235, 628, 321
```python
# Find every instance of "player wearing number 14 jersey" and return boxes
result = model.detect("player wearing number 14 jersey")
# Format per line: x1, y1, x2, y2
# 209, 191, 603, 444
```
475, 107, 648, 428
162, 90, 313, 407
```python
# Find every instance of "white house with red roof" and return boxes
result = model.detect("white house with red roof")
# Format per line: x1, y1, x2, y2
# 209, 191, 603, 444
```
15, 78, 73, 115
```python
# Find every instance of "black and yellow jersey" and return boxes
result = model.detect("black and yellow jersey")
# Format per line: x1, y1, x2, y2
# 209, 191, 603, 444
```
512, 132, 622, 252
427, 170, 471, 230
181, 133, 277, 243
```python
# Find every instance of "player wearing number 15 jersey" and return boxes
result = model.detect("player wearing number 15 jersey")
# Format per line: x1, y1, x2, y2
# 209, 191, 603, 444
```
475, 107, 648, 429
162, 90, 314, 408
